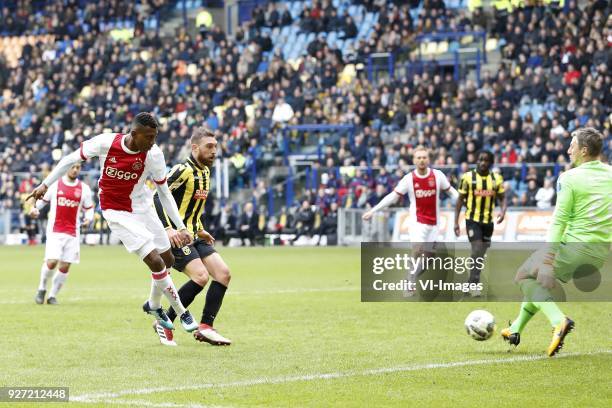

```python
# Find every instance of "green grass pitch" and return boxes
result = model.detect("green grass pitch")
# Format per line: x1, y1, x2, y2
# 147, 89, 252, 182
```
1, 246, 610, 407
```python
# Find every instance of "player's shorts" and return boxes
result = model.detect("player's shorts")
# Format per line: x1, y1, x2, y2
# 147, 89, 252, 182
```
520, 243, 608, 283
410, 222, 439, 245
45, 232, 80, 263
172, 239, 217, 272
102, 207, 171, 259
465, 220, 494, 244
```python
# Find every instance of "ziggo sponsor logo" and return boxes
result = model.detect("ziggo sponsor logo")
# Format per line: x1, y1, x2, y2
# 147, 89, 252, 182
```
414, 189, 436, 198
105, 166, 139, 180
57, 197, 79, 207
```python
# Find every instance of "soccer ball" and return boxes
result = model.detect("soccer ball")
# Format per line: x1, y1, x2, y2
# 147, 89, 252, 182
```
464, 310, 496, 341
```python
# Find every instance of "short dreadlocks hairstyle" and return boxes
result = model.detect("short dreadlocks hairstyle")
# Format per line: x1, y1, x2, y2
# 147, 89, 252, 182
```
133, 112, 159, 129
478, 150, 495, 162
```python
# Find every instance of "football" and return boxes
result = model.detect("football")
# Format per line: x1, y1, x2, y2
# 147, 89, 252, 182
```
464, 310, 496, 341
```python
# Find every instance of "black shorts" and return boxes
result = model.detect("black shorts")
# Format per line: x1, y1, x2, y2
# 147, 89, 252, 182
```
171, 239, 217, 272
465, 219, 494, 243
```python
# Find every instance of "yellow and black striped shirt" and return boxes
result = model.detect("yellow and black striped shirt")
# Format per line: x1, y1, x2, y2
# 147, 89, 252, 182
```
154, 155, 211, 237
458, 170, 505, 224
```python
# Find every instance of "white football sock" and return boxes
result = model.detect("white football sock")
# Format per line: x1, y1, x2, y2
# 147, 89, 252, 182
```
150, 270, 186, 315
49, 270, 68, 298
38, 262, 55, 291
148, 271, 164, 310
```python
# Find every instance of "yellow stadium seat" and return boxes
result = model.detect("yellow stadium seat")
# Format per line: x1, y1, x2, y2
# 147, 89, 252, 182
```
426, 42, 438, 55
437, 41, 449, 54
420, 42, 429, 55
460, 35, 474, 45
486, 38, 498, 52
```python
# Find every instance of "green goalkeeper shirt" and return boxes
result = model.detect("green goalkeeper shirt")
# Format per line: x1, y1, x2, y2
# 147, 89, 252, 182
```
548, 160, 612, 247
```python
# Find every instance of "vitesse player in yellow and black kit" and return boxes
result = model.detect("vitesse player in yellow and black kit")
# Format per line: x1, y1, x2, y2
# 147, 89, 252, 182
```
454, 151, 507, 294
152, 127, 232, 346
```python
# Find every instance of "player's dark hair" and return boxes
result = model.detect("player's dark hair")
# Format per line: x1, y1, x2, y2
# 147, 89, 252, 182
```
191, 127, 215, 145
572, 127, 603, 157
133, 112, 159, 129
478, 150, 495, 162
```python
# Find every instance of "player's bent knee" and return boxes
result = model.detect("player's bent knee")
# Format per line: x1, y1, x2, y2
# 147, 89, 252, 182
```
219, 266, 231, 285
59, 263, 71, 273
193, 270, 209, 287
46, 260, 58, 269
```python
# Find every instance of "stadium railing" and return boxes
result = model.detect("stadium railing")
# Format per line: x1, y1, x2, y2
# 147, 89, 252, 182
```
338, 207, 556, 246
366, 31, 487, 84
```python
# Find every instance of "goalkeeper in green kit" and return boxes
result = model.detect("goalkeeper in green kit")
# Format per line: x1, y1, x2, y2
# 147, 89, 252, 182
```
501, 128, 612, 356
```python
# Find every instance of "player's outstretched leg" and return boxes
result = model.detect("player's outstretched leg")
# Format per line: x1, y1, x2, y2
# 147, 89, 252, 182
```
35, 261, 56, 304
194, 254, 232, 346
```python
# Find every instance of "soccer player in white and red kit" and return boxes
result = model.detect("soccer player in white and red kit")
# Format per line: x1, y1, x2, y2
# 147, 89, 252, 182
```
27, 113, 198, 333
362, 146, 458, 241
362, 146, 459, 293
30, 163, 94, 305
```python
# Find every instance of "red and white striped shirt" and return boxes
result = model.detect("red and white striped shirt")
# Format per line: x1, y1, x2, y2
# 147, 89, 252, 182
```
394, 168, 451, 226
79, 133, 167, 213
42, 177, 94, 237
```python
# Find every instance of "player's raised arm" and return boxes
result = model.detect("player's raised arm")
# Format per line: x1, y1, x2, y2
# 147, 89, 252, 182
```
27, 134, 107, 201
26, 151, 81, 201
362, 175, 409, 220
28, 183, 54, 218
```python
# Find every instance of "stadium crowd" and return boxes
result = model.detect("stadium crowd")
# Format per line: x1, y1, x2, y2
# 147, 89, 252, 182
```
0, 0, 610, 244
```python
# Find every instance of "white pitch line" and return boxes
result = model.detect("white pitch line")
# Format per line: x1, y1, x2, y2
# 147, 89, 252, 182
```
0, 287, 360, 304
72, 349, 612, 405
94, 399, 228, 408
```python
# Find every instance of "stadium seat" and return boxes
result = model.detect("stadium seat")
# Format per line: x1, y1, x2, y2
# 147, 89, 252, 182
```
426, 42, 438, 55
460, 35, 474, 45
485, 38, 498, 52
257, 61, 268, 73
436, 41, 449, 54
420, 42, 429, 55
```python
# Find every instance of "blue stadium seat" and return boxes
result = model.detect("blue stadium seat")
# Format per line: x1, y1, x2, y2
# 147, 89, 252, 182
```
257, 61, 268, 73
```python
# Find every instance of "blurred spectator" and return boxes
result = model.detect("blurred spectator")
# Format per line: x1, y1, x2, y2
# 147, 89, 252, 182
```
238, 202, 259, 246
535, 178, 555, 209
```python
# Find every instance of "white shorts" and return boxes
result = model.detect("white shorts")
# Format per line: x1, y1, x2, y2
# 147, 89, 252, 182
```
45, 232, 80, 264
410, 222, 439, 243
103, 208, 171, 259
